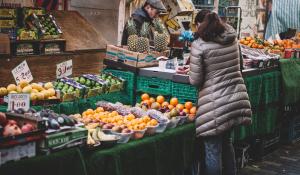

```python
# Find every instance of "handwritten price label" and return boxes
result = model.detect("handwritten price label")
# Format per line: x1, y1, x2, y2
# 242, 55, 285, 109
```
8, 93, 30, 111
56, 60, 72, 79
11, 60, 33, 84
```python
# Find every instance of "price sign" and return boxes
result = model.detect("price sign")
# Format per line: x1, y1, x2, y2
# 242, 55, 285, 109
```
56, 60, 72, 79
8, 93, 30, 111
11, 60, 33, 84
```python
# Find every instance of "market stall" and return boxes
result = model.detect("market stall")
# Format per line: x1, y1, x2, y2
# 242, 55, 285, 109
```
0, 0, 300, 173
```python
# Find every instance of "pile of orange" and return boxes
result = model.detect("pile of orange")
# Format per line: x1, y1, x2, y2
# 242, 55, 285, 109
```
240, 37, 300, 52
140, 93, 197, 117
81, 107, 158, 131
239, 37, 265, 49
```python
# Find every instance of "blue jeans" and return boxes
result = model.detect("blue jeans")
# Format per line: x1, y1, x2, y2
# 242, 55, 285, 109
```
203, 131, 236, 175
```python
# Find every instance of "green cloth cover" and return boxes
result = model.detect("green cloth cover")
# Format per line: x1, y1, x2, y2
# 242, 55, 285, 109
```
0, 148, 87, 175
280, 58, 300, 105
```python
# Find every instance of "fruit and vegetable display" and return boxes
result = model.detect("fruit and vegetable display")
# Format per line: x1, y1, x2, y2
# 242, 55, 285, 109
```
0, 112, 34, 137
0, 8, 17, 18
17, 28, 38, 40
239, 37, 300, 53
136, 94, 196, 122
98, 73, 124, 92
21, 12, 62, 40
37, 14, 62, 40
0, 80, 58, 101
54, 77, 86, 101
69, 95, 196, 146
0, 109, 47, 142
39, 109, 78, 131
0, 19, 16, 28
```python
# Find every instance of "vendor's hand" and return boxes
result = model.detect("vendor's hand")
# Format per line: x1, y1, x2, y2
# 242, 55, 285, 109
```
176, 65, 190, 74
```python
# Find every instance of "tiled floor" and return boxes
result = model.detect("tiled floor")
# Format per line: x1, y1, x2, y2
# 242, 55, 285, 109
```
238, 142, 300, 175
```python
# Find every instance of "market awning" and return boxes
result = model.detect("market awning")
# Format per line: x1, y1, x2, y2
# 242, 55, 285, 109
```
265, 0, 300, 39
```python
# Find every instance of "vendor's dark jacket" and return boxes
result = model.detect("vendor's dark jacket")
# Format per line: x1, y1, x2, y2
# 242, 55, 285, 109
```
189, 25, 252, 137
121, 8, 154, 45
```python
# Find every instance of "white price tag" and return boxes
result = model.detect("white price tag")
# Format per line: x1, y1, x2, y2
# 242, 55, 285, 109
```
8, 93, 30, 111
11, 60, 33, 85
56, 60, 73, 79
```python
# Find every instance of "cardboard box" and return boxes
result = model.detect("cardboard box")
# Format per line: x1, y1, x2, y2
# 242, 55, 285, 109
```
106, 45, 169, 68
0, 142, 36, 165
163, 0, 195, 18
39, 127, 87, 151
139, 67, 176, 80
106, 45, 124, 61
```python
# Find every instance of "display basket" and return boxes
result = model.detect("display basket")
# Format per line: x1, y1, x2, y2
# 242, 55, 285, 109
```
171, 82, 198, 104
137, 76, 171, 96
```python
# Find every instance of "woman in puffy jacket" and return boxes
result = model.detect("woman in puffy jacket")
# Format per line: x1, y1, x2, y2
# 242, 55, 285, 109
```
189, 12, 252, 175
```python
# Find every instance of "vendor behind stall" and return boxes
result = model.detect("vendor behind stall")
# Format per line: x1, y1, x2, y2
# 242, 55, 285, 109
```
121, 0, 167, 46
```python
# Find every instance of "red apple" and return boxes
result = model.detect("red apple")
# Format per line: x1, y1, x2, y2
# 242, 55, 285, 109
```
21, 123, 34, 133
7, 120, 17, 125
3, 124, 22, 137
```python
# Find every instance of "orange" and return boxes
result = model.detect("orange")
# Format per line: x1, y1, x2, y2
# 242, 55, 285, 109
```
96, 107, 104, 113
243, 40, 250, 45
149, 97, 155, 104
190, 107, 197, 114
251, 43, 258, 48
239, 39, 245, 44
86, 109, 94, 115
245, 37, 252, 41
168, 105, 175, 110
150, 119, 158, 126
176, 104, 184, 111
170, 98, 179, 106
141, 93, 150, 101
142, 100, 151, 107
183, 109, 189, 114
162, 102, 169, 107
156, 95, 165, 104
111, 111, 119, 117
184, 102, 193, 110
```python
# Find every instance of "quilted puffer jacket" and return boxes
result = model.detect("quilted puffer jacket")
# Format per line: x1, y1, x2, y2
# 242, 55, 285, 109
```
189, 25, 252, 137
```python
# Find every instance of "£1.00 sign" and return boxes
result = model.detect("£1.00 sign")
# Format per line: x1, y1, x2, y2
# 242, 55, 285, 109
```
56, 60, 72, 79
11, 60, 33, 84
8, 93, 30, 111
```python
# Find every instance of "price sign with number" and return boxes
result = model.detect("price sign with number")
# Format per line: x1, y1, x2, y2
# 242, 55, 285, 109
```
56, 60, 73, 79
11, 60, 33, 84
8, 93, 30, 111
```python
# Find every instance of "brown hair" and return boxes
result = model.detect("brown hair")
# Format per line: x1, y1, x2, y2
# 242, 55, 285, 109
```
196, 12, 226, 42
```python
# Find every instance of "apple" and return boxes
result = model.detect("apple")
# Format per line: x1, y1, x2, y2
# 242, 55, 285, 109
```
7, 120, 17, 125
122, 128, 131, 133
120, 125, 126, 130
102, 124, 109, 129
3, 124, 22, 137
21, 123, 34, 133
0, 112, 7, 126
112, 126, 122, 133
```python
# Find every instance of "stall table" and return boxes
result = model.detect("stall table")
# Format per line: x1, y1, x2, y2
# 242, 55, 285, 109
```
0, 123, 196, 175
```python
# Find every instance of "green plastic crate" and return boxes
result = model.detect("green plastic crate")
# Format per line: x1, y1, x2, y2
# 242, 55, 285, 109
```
244, 75, 263, 107
172, 82, 198, 104
137, 76, 171, 95
261, 71, 281, 105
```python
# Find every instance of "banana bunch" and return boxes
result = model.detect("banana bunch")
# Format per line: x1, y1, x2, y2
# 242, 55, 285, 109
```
87, 127, 119, 145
